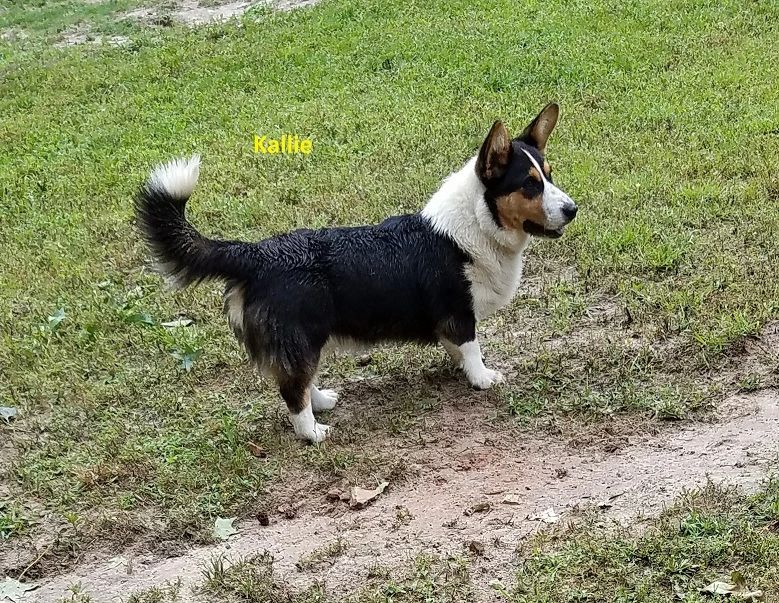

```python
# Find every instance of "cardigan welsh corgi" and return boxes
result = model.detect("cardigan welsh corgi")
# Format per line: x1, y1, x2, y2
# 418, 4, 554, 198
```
135, 103, 577, 442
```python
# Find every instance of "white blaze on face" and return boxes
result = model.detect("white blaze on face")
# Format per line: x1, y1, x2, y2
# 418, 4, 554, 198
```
521, 149, 576, 230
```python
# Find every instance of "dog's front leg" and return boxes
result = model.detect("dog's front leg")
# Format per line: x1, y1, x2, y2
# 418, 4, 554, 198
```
440, 317, 504, 389
459, 338, 504, 389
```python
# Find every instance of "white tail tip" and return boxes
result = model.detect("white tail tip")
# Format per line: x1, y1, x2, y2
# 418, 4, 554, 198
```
148, 154, 201, 200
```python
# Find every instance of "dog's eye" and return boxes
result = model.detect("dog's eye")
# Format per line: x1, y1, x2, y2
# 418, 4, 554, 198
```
522, 176, 537, 188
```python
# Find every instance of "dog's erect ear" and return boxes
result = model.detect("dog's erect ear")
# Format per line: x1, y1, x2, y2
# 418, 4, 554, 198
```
515, 103, 559, 152
476, 121, 512, 183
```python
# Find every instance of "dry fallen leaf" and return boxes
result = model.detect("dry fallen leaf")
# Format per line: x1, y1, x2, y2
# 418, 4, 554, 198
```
529, 508, 560, 524
0, 407, 17, 423
161, 318, 194, 328
700, 571, 763, 601
349, 481, 389, 509
213, 517, 238, 541
247, 441, 267, 458
704, 582, 736, 595
0, 577, 38, 603
106, 555, 132, 574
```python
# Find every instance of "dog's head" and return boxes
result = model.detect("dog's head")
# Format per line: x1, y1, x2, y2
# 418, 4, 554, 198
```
476, 103, 577, 239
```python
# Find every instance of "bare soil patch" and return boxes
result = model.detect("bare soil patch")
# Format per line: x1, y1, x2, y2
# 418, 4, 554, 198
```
47, 0, 318, 48
123, 0, 318, 28
31, 389, 779, 602
54, 24, 130, 48
1, 29, 29, 43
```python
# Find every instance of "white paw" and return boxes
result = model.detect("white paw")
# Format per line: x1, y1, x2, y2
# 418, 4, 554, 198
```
468, 368, 504, 390
297, 422, 331, 443
311, 388, 339, 412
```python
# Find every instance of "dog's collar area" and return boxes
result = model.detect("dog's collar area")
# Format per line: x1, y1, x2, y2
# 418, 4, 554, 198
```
522, 220, 564, 239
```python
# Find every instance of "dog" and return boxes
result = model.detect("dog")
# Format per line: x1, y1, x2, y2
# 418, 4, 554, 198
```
135, 103, 577, 442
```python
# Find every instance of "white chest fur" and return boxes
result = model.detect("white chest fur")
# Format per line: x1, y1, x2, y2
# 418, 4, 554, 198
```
465, 251, 525, 320
421, 155, 532, 322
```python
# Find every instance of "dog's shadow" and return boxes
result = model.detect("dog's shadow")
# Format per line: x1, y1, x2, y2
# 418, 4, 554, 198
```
323, 363, 505, 443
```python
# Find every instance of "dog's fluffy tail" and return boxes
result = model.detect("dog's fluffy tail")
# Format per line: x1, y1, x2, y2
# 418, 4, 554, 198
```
135, 155, 252, 288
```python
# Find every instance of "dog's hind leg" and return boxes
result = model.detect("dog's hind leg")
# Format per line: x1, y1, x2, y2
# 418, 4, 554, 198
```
439, 337, 464, 368
278, 372, 331, 443
310, 385, 338, 412
242, 298, 332, 441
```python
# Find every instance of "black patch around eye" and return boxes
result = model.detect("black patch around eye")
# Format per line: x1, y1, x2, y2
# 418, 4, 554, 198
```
521, 177, 543, 195
482, 140, 547, 227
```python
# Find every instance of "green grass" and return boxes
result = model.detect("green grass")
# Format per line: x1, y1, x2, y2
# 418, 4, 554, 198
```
0, 500, 30, 540
200, 552, 472, 603
507, 479, 779, 602
1, 0, 779, 574
196, 480, 779, 603
125, 580, 183, 603
0, 0, 150, 43
192, 479, 779, 603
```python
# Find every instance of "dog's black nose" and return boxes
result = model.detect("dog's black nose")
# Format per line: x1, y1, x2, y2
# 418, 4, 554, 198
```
562, 204, 578, 220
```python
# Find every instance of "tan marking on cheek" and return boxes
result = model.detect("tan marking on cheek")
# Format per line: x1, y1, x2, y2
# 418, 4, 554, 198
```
529, 167, 542, 182
543, 161, 551, 177
496, 192, 546, 230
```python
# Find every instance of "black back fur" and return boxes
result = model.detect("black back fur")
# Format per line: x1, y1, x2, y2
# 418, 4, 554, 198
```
135, 176, 476, 389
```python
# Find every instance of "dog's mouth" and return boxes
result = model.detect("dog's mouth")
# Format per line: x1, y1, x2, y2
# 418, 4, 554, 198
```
522, 220, 564, 239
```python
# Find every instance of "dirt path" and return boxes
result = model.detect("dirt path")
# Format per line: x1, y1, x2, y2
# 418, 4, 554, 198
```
31, 389, 779, 602
48, 0, 319, 48
124, 0, 319, 28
